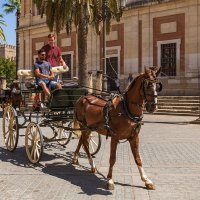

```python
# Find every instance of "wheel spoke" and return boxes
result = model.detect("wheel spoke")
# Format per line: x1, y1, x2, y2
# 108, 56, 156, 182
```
90, 138, 98, 147
30, 145, 34, 157
5, 133, 10, 145
36, 145, 40, 158
10, 132, 14, 147
28, 136, 33, 142
4, 130, 9, 137
89, 141, 95, 153
33, 145, 37, 161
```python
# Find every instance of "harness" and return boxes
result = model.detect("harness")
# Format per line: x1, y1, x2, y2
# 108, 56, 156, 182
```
103, 93, 143, 140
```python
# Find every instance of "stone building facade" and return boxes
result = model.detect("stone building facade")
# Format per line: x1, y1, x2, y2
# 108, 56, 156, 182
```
18, 0, 200, 95
0, 44, 16, 60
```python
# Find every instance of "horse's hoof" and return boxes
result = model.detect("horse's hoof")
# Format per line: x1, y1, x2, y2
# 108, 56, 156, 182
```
72, 158, 79, 165
91, 167, 96, 173
107, 179, 115, 190
145, 183, 156, 190
107, 182, 115, 190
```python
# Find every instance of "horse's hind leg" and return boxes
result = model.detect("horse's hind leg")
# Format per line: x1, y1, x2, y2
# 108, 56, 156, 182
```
82, 131, 96, 173
129, 135, 155, 190
72, 134, 83, 165
107, 137, 118, 190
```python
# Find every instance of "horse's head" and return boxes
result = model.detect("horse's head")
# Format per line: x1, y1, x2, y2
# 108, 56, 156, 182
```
142, 67, 162, 113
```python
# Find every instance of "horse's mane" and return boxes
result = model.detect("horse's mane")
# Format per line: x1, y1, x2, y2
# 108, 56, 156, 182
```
124, 72, 145, 93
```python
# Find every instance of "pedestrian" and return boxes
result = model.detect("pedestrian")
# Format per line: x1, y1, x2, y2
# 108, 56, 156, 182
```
127, 73, 133, 87
114, 77, 121, 94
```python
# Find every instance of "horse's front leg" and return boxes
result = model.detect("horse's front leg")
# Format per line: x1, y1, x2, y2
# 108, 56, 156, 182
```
129, 135, 155, 190
107, 137, 118, 190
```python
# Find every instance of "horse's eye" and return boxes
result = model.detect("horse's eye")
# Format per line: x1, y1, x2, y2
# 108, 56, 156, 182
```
156, 82, 162, 92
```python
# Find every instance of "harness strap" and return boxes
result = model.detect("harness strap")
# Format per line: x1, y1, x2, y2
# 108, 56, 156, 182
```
103, 99, 114, 139
121, 94, 143, 122
118, 122, 143, 143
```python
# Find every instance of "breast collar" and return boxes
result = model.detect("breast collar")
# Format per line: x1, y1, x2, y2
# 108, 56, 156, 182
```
121, 93, 143, 123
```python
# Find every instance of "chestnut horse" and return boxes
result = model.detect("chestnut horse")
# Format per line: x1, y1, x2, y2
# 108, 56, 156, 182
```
72, 67, 162, 190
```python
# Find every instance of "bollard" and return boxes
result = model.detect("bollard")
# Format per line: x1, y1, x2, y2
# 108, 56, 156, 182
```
96, 70, 103, 95
87, 71, 93, 93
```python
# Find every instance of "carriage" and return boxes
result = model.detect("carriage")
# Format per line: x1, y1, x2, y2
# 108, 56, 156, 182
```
2, 67, 102, 164
2, 66, 163, 190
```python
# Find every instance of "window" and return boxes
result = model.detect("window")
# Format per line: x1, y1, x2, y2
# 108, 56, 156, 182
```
161, 43, 176, 76
106, 57, 118, 91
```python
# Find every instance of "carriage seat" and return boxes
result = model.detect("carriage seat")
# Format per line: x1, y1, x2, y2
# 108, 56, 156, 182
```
17, 66, 68, 78
17, 66, 69, 90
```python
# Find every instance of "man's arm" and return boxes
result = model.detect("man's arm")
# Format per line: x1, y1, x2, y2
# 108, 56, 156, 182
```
49, 69, 55, 80
59, 56, 69, 70
35, 69, 49, 79
35, 68, 54, 80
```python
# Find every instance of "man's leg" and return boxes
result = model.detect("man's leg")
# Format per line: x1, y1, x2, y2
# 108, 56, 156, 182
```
40, 82, 51, 98
49, 81, 62, 90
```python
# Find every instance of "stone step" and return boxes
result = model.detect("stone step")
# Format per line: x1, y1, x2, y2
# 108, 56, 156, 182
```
158, 102, 200, 106
156, 108, 199, 114
152, 111, 199, 116
156, 96, 200, 116
158, 105, 199, 110
158, 99, 200, 104
158, 96, 200, 100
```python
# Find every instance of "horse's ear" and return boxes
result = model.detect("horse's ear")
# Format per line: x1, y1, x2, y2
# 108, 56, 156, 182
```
112, 96, 120, 109
156, 67, 161, 77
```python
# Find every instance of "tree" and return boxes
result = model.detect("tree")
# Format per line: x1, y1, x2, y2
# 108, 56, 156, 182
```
3, 0, 21, 79
0, 58, 16, 83
33, 0, 123, 86
0, 14, 6, 43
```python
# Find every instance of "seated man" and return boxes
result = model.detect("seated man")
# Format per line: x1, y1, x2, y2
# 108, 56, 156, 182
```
34, 48, 62, 104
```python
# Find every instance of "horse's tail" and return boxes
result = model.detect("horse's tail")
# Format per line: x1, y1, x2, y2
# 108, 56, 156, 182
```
73, 111, 82, 138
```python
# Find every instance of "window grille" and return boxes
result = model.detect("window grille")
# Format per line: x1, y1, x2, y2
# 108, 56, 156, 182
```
161, 43, 176, 76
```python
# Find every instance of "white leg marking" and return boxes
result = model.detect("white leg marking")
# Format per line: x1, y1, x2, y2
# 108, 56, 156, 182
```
108, 178, 114, 185
137, 165, 153, 185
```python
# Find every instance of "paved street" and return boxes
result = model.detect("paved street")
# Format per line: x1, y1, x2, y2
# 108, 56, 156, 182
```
1, 112, 200, 200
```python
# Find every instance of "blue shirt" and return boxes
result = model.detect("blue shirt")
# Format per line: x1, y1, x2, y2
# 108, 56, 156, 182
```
34, 60, 52, 84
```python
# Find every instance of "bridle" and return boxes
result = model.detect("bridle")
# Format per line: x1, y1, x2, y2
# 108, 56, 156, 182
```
119, 76, 162, 122
142, 78, 162, 106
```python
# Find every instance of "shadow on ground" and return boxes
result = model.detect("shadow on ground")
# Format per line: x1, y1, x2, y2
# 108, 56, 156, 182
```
0, 143, 145, 194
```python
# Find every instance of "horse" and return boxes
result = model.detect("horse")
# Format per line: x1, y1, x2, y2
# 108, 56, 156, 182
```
72, 67, 162, 190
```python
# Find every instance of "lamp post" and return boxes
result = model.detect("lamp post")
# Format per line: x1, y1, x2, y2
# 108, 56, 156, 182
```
102, 0, 107, 92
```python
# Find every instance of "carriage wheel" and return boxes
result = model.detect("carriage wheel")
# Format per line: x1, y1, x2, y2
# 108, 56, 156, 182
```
88, 131, 102, 156
25, 122, 43, 164
2, 105, 19, 152
56, 121, 72, 146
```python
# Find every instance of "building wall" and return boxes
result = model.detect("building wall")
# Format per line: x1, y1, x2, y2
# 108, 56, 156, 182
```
18, 0, 200, 95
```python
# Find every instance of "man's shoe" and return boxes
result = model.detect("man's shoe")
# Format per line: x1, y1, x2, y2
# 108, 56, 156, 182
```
40, 102, 47, 109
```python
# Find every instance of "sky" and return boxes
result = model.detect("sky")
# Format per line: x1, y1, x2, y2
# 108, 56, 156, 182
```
0, 2, 16, 45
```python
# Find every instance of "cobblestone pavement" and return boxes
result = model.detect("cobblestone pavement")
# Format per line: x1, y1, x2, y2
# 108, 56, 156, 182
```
1, 111, 200, 200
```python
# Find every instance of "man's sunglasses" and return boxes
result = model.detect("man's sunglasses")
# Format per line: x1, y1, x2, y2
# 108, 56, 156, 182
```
40, 54, 46, 56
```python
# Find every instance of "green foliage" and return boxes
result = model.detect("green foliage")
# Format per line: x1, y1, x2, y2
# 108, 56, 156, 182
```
0, 58, 16, 83
33, 0, 123, 35
0, 14, 6, 43
3, 0, 21, 14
